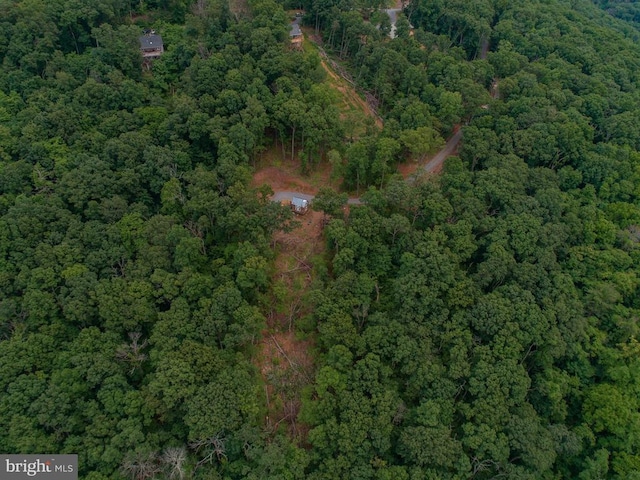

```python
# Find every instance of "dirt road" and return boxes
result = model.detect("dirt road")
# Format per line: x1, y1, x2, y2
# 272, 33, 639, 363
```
271, 190, 362, 205
422, 128, 462, 173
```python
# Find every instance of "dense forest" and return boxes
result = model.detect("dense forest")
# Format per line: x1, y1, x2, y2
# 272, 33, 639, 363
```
594, 0, 640, 30
2, 0, 640, 478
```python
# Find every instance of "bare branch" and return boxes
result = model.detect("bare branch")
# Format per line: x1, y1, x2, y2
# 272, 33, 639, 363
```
161, 447, 187, 480
120, 452, 161, 480
189, 433, 227, 469
116, 332, 149, 374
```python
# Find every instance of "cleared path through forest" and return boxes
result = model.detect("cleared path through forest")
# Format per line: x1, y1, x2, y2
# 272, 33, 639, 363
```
385, 8, 402, 38
420, 128, 462, 174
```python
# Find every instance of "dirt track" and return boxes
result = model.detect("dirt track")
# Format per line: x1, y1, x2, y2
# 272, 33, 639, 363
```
271, 190, 362, 205
421, 129, 462, 174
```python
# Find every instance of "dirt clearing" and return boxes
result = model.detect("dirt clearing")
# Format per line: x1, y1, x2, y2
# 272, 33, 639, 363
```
252, 145, 339, 193
253, 166, 318, 195
253, 156, 326, 440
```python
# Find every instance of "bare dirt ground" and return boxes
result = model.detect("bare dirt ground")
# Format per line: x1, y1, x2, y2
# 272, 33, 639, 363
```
253, 166, 318, 195
252, 145, 338, 193
397, 159, 423, 178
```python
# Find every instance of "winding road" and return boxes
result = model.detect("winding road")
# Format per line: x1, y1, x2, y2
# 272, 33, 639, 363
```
385, 8, 402, 39
271, 190, 363, 205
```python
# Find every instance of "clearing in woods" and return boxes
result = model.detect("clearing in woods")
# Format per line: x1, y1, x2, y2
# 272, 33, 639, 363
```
253, 25, 383, 441
229, 0, 250, 18
254, 199, 324, 440
252, 145, 336, 194
257, 330, 315, 439
252, 154, 327, 440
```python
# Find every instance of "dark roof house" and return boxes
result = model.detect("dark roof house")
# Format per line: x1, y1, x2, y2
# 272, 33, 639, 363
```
290, 17, 303, 47
139, 32, 164, 59
290, 23, 302, 38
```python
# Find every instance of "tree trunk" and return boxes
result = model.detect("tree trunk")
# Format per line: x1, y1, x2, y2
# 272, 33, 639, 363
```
340, 28, 348, 59
69, 26, 80, 54
279, 130, 286, 160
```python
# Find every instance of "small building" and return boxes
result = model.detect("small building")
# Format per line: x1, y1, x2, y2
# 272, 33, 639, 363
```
291, 196, 309, 215
139, 31, 164, 59
290, 18, 303, 48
